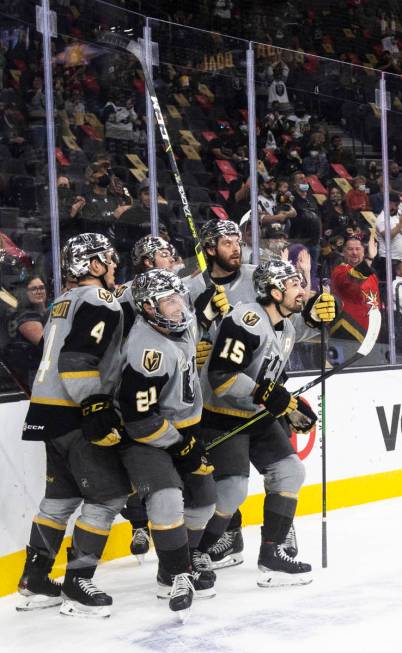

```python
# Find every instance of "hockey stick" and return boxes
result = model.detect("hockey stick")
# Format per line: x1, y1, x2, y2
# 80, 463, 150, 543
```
206, 306, 381, 451
319, 279, 329, 569
95, 30, 211, 287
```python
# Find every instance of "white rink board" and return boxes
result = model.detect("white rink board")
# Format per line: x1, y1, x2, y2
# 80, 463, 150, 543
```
1, 367, 402, 557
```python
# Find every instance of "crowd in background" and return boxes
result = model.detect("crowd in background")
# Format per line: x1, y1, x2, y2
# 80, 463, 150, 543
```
1, 0, 402, 391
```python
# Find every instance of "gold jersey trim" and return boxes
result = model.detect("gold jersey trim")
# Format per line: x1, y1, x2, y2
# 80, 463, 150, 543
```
30, 397, 80, 407
134, 419, 169, 443
149, 519, 184, 531
59, 370, 100, 379
33, 517, 66, 532
213, 375, 238, 396
173, 415, 202, 428
204, 403, 256, 419
75, 520, 110, 537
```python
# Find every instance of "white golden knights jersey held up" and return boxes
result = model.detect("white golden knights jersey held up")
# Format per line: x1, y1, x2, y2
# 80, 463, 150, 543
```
201, 301, 317, 420
118, 316, 202, 448
23, 285, 123, 441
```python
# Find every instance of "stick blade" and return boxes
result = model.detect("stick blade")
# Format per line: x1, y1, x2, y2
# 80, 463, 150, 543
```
356, 307, 381, 357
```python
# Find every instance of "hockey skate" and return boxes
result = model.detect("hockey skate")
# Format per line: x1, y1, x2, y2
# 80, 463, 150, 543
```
60, 548, 112, 618
257, 542, 312, 587
207, 528, 244, 569
16, 546, 62, 611
130, 526, 150, 562
190, 549, 216, 582
157, 563, 216, 600
169, 573, 195, 623
281, 522, 298, 558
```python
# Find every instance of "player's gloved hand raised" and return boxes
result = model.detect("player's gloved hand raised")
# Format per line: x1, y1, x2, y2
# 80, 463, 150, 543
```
168, 432, 214, 476
80, 394, 121, 446
253, 380, 297, 417
196, 339, 213, 369
194, 284, 230, 330
287, 397, 317, 433
310, 293, 336, 323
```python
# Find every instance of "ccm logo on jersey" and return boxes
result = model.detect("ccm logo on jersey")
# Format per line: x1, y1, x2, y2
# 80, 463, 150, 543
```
242, 310, 260, 327
142, 349, 163, 373
51, 300, 71, 319
98, 288, 113, 303
23, 423, 45, 431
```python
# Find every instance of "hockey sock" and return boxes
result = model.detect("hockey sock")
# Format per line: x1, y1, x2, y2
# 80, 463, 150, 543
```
151, 524, 190, 575
227, 508, 242, 531
197, 512, 232, 553
69, 521, 110, 572
187, 528, 204, 549
30, 517, 66, 560
262, 493, 297, 544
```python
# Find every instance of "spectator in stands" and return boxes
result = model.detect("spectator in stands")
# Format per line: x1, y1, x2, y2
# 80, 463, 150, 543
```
57, 175, 86, 243
276, 142, 303, 177
5, 275, 49, 390
80, 163, 121, 237
328, 134, 356, 172
287, 102, 311, 140
0, 101, 28, 158
330, 234, 384, 366
25, 75, 47, 153
288, 243, 318, 296
302, 145, 330, 181
370, 174, 385, 214
345, 175, 371, 212
103, 93, 140, 154
289, 171, 322, 268
375, 192, 402, 282
389, 161, 402, 193
321, 186, 357, 241
365, 160, 381, 194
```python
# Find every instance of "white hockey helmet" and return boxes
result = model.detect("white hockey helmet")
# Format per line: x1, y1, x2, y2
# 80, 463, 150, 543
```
253, 259, 302, 300
200, 219, 242, 249
61, 233, 118, 279
132, 268, 192, 332
131, 235, 175, 267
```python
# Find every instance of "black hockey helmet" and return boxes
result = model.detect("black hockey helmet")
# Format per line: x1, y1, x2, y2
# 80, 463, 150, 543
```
132, 268, 192, 332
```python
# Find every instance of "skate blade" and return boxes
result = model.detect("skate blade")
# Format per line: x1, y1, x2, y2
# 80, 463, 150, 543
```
60, 599, 111, 618
134, 554, 145, 565
157, 584, 216, 600
16, 593, 62, 611
174, 607, 191, 624
257, 570, 313, 588
210, 553, 244, 570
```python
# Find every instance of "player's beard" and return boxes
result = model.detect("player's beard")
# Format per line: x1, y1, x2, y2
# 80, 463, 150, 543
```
280, 293, 304, 316
214, 250, 242, 273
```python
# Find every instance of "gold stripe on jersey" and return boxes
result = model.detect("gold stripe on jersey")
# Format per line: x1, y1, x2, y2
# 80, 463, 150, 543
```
75, 520, 110, 536
33, 517, 66, 531
149, 519, 185, 531
30, 396, 80, 407
134, 419, 169, 443
213, 375, 238, 396
330, 318, 364, 342
173, 415, 202, 428
204, 403, 256, 419
59, 370, 100, 379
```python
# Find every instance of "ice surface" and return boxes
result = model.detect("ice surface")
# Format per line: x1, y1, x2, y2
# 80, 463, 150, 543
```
2, 497, 402, 653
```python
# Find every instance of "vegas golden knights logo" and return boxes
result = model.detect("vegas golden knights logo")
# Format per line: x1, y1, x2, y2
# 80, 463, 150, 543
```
114, 284, 127, 299
142, 349, 163, 373
98, 288, 113, 303
242, 310, 261, 327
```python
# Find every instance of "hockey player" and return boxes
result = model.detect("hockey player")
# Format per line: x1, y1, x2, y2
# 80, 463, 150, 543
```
197, 259, 335, 586
115, 236, 177, 558
189, 219, 256, 567
117, 269, 216, 620
17, 233, 129, 618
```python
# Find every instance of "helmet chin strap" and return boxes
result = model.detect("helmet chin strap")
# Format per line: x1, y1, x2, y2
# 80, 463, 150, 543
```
273, 290, 293, 319
87, 263, 109, 290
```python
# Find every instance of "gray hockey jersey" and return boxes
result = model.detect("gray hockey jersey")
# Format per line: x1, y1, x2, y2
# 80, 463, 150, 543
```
114, 280, 137, 338
201, 301, 317, 419
23, 285, 123, 441
118, 316, 202, 447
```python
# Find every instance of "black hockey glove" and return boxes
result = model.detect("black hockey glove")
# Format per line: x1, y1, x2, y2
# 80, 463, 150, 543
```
80, 394, 121, 446
253, 380, 298, 418
168, 432, 214, 476
287, 397, 317, 433
194, 284, 230, 330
